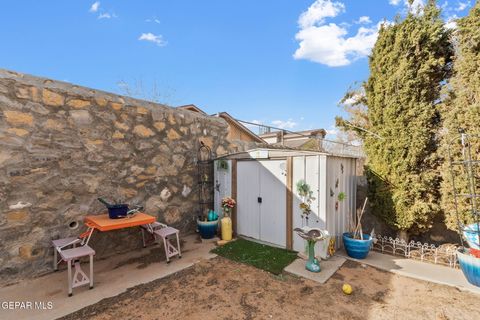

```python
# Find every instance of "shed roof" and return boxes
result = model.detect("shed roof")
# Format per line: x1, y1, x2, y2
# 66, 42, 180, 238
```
216, 148, 358, 160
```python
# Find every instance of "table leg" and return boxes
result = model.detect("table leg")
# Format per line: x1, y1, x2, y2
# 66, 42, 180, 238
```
54, 248, 58, 271
141, 228, 146, 248
163, 237, 170, 263
89, 254, 94, 289
176, 233, 182, 258
67, 260, 72, 297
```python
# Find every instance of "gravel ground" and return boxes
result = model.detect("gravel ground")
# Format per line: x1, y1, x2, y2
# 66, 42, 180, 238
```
59, 257, 480, 320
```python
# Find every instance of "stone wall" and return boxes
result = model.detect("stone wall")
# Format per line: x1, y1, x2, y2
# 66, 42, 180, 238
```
0, 69, 258, 284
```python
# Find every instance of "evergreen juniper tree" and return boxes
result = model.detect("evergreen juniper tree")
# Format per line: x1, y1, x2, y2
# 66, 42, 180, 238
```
439, 2, 480, 231
364, 0, 453, 238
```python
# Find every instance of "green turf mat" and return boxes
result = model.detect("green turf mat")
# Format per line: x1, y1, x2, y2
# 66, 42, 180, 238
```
211, 238, 298, 275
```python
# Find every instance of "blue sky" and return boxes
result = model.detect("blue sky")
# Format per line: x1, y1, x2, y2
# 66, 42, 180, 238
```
0, 0, 473, 138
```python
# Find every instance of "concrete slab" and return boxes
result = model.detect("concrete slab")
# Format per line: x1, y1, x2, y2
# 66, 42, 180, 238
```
0, 234, 217, 320
336, 249, 480, 295
284, 256, 346, 284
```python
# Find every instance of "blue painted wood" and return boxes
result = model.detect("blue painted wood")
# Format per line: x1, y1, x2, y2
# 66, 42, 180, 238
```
463, 223, 480, 250
343, 232, 372, 259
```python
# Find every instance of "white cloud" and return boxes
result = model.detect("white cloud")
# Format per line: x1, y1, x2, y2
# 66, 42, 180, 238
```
298, 0, 345, 29
342, 92, 364, 105
357, 16, 372, 24
326, 128, 338, 136
98, 12, 117, 19
445, 14, 459, 29
138, 33, 167, 46
456, 1, 470, 11
389, 0, 425, 12
146, 18, 161, 24
271, 119, 298, 129
294, 22, 381, 67
408, 0, 425, 12
294, 1, 385, 67
90, 1, 100, 13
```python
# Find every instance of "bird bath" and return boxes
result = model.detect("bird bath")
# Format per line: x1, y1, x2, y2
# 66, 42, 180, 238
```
294, 227, 328, 273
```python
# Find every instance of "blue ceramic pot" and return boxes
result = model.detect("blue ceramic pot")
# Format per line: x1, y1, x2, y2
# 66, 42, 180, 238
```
457, 248, 480, 287
197, 219, 218, 239
343, 232, 373, 259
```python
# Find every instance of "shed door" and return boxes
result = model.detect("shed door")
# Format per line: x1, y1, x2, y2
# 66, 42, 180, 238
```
214, 160, 232, 216
258, 160, 287, 246
237, 161, 260, 239
236, 160, 286, 247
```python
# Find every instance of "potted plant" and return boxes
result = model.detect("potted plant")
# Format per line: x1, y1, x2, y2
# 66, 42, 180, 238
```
220, 197, 236, 241
343, 198, 373, 259
197, 210, 219, 239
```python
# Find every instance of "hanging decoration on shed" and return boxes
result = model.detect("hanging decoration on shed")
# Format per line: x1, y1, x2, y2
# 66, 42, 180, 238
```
296, 179, 316, 226
217, 159, 229, 170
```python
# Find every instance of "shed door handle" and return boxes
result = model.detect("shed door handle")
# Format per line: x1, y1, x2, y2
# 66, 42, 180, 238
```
257, 197, 262, 203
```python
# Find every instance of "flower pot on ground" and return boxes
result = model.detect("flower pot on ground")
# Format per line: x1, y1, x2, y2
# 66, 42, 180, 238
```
457, 248, 480, 287
197, 219, 219, 239
343, 232, 373, 259
221, 197, 236, 241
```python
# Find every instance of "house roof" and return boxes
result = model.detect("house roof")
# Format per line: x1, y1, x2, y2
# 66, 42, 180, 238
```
176, 104, 265, 143
177, 104, 208, 115
215, 112, 265, 143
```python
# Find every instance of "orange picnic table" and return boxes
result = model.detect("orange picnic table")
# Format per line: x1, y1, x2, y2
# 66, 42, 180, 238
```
79, 212, 157, 246
81, 212, 181, 263
84, 212, 156, 231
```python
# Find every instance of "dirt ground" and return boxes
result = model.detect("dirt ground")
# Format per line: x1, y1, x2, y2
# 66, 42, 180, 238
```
60, 257, 479, 320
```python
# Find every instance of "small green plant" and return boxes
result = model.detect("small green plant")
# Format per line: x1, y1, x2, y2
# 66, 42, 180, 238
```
338, 192, 346, 202
217, 160, 229, 170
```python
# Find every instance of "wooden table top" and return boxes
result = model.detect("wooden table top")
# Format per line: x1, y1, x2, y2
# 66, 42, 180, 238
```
84, 212, 156, 231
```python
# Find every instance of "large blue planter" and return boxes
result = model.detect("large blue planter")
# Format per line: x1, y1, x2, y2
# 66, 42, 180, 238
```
457, 248, 480, 287
343, 232, 373, 259
197, 219, 218, 239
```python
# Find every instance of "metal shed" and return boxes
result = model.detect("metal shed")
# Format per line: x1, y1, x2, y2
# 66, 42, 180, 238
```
214, 148, 358, 251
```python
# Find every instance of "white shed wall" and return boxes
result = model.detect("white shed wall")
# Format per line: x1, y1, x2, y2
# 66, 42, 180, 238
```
292, 155, 328, 252
325, 156, 356, 248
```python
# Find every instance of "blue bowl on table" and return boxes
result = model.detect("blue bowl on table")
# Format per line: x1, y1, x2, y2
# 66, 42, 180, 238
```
107, 205, 129, 219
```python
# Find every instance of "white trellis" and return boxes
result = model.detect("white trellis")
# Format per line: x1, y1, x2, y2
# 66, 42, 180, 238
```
372, 235, 458, 268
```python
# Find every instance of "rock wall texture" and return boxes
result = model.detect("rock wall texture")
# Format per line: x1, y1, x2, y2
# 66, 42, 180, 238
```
0, 69, 259, 283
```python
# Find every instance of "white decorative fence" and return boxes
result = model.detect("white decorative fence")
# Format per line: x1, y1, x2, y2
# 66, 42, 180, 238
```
372, 235, 459, 268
